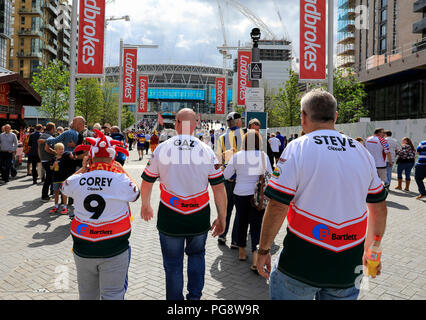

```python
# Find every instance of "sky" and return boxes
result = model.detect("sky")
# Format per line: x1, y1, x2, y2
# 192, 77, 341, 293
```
73, 0, 339, 70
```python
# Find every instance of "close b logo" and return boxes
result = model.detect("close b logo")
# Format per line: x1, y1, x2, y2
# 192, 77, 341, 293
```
312, 224, 330, 241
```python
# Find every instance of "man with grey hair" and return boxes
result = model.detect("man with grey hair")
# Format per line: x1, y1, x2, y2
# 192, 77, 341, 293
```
0, 124, 18, 183
257, 89, 388, 300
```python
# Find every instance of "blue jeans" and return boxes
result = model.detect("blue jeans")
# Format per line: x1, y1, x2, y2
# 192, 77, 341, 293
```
221, 180, 238, 244
269, 255, 360, 300
159, 232, 208, 300
385, 162, 394, 186
415, 164, 426, 195
397, 162, 415, 180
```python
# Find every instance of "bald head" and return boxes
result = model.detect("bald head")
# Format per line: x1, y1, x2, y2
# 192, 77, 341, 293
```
72, 116, 86, 132
175, 108, 197, 135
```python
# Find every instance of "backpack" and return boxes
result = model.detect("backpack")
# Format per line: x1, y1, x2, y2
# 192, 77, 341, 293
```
251, 152, 271, 211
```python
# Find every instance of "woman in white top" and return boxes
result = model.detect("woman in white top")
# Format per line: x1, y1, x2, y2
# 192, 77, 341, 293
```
223, 130, 273, 274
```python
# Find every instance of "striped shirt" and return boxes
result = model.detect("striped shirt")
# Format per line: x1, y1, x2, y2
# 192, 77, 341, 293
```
417, 141, 426, 165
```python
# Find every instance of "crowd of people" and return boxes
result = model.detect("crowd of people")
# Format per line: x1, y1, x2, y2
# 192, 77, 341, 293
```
0, 89, 425, 301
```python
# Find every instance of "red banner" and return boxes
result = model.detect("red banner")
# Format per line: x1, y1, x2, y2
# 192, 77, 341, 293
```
215, 77, 226, 115
237, 50, 251, 106
77, 0, 106, 76
0, 83, 10, 106
138, 75, 148, 113
300, 0, 326, 81
122, 48, 138, 104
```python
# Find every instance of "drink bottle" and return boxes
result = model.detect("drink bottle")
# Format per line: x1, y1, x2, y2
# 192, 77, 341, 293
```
366, 235, 382, 278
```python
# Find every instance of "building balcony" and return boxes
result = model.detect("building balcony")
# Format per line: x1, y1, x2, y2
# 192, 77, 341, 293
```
337, 44, 355, 56
17, 51, 43, 59
337, 55, 355, 69
338, 0, 356, 9
18, 29, 42, 37
413, 17, 426, 34
413, 0, 426, 13
18, 7, 43, 15
43, 44, 57, 56
338, 21, 355, 34
43, 3, 59, 16
42, 23, 58, 36
337, 32, 355, 45
63, 28, 71, 39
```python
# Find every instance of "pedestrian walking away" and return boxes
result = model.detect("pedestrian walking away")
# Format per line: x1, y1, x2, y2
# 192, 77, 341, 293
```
61, 129, 139, 300
365, 128, 393, 187
223, 129, 272, 274
414, 140, 426, 200
215, 111, 246, 249
256, 89, 388, 300
0, 124, 18, 184
140, 108, 227, 300
384, 131, 400, 188
394, 137, 416, 192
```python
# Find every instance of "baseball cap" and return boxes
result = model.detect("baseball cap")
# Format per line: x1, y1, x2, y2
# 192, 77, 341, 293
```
226, 112, 241, 121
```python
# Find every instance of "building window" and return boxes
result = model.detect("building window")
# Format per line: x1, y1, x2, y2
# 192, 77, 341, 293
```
20, 60, 24, 68
21, 16, 25, 25
392, 0, 398, 52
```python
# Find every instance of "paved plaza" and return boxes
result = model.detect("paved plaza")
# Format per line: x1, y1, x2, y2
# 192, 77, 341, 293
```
0, 149, 425, 300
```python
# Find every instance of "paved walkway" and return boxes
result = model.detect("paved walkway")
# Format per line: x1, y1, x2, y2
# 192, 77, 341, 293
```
0, 149, 425, 300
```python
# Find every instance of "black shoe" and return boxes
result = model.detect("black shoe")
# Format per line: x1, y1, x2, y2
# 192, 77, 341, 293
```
218, 237, 226, 245
33, 181, 38, 185
41, 196, 50, 202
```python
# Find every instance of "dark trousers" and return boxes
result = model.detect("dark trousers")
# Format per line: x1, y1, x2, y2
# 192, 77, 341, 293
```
0, 151, 12, 182
234, 194, 265, 252
29, 154, 40, 183
415, 164, 426, 195
145, 142, 150, 154
221, 180, 238, 245
128, 139, 133, 150
41, 161, 53, 198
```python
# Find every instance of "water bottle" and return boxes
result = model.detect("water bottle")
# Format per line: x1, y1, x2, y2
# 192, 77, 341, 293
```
366, 235, 382, 278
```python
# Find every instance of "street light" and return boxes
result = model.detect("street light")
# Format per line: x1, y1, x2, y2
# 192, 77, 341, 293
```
251, 27, 261, 88
103, 15, 131, 83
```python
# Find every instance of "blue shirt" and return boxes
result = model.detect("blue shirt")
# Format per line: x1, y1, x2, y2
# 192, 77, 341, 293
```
417, 141, 426, 165
47, 129, 79, 152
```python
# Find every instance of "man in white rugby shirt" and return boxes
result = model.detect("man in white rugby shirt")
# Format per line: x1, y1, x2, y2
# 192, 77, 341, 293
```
140, 108, 227, 300
256, 89, 388, 300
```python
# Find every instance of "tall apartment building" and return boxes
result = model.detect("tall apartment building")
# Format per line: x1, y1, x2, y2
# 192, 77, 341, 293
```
337, 0, 356, 69
9, 0, 60, 81
57, 0, 71, 68
0, 0, 12, 70
355, 0, 426, 120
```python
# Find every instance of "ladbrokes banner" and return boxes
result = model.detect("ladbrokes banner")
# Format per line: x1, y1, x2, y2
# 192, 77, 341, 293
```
138, 75, 148, 113
77, 0, 106, 76
300, 0, 326, 81
122, 48, 138, 104
237, 50, 251, 106
215, 77, 226, 115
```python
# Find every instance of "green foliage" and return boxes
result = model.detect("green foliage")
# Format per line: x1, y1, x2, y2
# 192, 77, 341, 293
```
267, 69, 301, 127
100, 81, 119, 125
332, 68, 368, 123
122, 105, 135, 130
75, 78, 103, 126
31, 60, 70, 122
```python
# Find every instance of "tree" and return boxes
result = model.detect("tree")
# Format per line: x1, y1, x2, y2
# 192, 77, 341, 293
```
31, 60, 70, 123
75, 78, 103, 126
332, 68, 368, 123
121, 105, 135, 130
100, 81, 119, 125
268, 69, 301, 127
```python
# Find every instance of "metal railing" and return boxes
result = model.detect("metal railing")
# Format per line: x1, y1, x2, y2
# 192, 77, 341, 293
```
363, 37, 426, 71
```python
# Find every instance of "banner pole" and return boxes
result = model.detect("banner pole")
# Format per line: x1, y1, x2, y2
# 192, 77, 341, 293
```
327, 0, 334, 94
68, 0, 78, 126
118, 38, 123, 130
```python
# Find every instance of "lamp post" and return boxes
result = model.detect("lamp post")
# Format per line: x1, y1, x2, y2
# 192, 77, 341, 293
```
250, 28, 261, 89
118, 41, 159, 129
103, 15, 130, 84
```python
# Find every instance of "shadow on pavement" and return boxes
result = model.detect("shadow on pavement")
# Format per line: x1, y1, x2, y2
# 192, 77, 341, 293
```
386, 200, 409, 210
209, 243, 269, 300
8, 198, 72, 247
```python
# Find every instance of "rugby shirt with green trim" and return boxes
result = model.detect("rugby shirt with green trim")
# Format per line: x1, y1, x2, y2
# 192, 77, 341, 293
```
142, 134, 225, 236
265, 130, 388, 288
